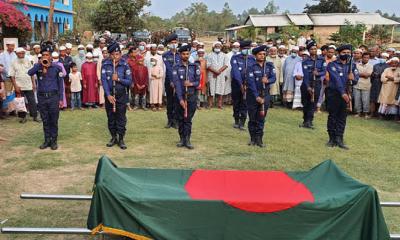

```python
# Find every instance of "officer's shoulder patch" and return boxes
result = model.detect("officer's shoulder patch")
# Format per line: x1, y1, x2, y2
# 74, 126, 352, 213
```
233, 59, 237, 64
273, 68, 276, 73
323, 62, 327, 67
249, 72, 254, 77
331, 66, 336, 71
102, 69, 106, 74
303, 65, 308, 69
196, 68, 200, 75
58, 71, 64, 78
173, 70, 177, 75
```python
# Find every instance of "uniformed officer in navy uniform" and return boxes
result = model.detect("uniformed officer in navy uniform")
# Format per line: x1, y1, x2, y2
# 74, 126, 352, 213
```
28, 43, 64, 150
163, 33, 181, 129
173, 44, 200, 150
247, 46, 276, 148
230, 40, 256, 130
101, 42, 133, 150
326, 44, 359, 150
300, 41, 326, 129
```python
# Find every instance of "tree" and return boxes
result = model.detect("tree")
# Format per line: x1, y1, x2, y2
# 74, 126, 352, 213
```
263, 0, 279, 14
0, 0, 32, 43
73, 0, 99, 33
304, 0, 359, 13
329, 20, 366, 46
217, 2, 237, 31
91, 0, 151, 34
48, 0, 55, 41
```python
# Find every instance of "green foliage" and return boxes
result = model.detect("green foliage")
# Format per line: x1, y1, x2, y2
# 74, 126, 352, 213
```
142, 15, 173, 32
73, 0, 99, 33
304, 0, 359, 13
367, 25, 393, 45
329, 20, 366, 47
91, 0, 151, 34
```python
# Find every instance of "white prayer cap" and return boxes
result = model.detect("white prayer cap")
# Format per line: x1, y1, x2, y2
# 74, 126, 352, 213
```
396, 51, 400, 55
317, 49, 322, 55
232, 42, 240, 47
302, 51, 310, 56
150, 43, 157, 48
102, 47, 108, 52
381, 52, 390, 58
146, 44, 151, 48
291, 46, 299, 51
198, 42, 205, 46
86, 52, 93, 58
278, 45, 286, 50
213, 41, 222, 47
59, 46, 66, 51
198, 48, 205, 53
181, 43, 188, 46
387, 57, 399, 63
15, 47, 25, 53
193, 40, 199, 44
269, 46, 277, 51
38, 54, 42, 58
157, 44, 164, 48
387, 47, 396, 52
120, 44, 124, 50
86, 44, 94, 49
78, 44, 85, 49
51, 52, 59, 58
99, 38, 106, 43
33, 44, 40, 49
65, 43, 73, 49
93, 52, 99, 58
354, 48, 363, 53
251, 42, 257, 46
4, 39, 16, 45
328, 45, 336, 50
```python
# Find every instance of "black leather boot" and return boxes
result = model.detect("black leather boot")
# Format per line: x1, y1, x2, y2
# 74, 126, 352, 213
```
165, 120, 173, 129
39, 138, 51, 149
118, 134, 127, 150
185, 135, 194, 150
106, 134, 118, 147
335, 136, 349, 150
176, 135, 185, 147
248, 135, 255, 146
256, 135, 266, 148
326, 133, 336, 147
50, 137, 58, 150
233, 118, 240, 128
239, 119, 246, 131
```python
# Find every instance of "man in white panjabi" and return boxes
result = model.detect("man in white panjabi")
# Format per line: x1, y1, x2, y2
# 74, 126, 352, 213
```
206, 41, 228, 109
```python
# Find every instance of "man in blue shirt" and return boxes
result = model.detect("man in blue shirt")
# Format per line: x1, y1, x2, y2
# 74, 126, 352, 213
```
173, 44, 200, 150
28, 43, 64, 150
230, 40, 256, 130
247, 45, 276, 147
101, 42, 133, 150
326, 44, 359, 150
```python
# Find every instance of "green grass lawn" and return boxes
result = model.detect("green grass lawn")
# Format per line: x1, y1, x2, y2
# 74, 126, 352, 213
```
0, 106, 399, 239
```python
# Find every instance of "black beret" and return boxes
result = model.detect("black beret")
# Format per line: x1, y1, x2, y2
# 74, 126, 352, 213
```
240, 40, 252, 48
178, 44, 191, 53
40, 44, 53, 54
252, 45, 268, 55
107, 41, 121, 54
337, 44, 353, 53
306, 41, 317, 50
165, 33, 178, 43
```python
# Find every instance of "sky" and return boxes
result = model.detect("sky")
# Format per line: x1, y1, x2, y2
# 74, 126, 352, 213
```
145, 0, 400, 19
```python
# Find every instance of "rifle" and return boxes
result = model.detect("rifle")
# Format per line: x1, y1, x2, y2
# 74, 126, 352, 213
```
310, 57, 317, 103
346, 55, 353, 112
243, 55, 248, 101
259, 62, 267, 117
184, 64, 189, 119
112, 59, 117, 113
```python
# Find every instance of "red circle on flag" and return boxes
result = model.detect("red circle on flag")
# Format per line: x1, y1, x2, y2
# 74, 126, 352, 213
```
185, 170, 314, 213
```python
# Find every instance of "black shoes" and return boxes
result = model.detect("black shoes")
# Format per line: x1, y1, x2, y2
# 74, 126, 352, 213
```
118, 134, 127, 150
326, 134, 337, 148
177, 136, 194, 150
50, 138, 58, 150
335, 136, 349, 150
39, 138, 51, 149
299, 121, 314, 129
233, 118, 240, 129
106, 135, 118, 147
185, 136, 194, 150
177, 135, 185, 148
165, 120, 173, 129
255, 136, 266, 148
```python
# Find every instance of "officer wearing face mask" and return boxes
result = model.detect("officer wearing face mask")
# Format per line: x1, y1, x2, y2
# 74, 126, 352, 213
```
230, 40, 256, 130
163, 33, 181, 129
326, 44, 359, 150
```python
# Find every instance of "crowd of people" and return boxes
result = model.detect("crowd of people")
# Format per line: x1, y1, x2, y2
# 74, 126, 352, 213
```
0, 33, 399, 150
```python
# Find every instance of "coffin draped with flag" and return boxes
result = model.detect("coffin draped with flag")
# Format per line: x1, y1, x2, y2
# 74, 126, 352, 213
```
87, 156, 389, 240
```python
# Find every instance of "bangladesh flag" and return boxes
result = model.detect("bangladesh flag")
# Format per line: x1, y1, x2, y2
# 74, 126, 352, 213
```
87, 156, 389, 240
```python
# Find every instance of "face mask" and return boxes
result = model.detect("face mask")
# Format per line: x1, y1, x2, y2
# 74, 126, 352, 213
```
139, 46, 145, 51
169, 44, 178, 49
291, 52, 297, 58
214, 48, 221, 53
53, 59, 59, 62
151, 61, 156, 66
241, 49, 250, 55
267, 44, 273, 48
157, 51, 164, 55
339, 54, 350, 61
79, 50, 85, 57
232, 48, 239, 53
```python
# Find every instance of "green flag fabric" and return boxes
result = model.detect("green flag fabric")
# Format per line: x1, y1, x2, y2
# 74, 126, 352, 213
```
87, 156, 389, 240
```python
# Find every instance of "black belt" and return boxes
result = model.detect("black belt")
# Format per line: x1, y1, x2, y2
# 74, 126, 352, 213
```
38, 91, 58, 97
